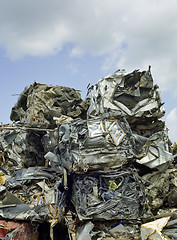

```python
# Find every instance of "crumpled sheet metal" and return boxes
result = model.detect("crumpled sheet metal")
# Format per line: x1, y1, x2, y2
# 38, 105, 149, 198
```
58, 116, 161, 173
86, 66, 165, 122
76, 221, 110, 240
59, 117, 137, 173
0, 204, 50, 222
0, 167, 66, 222
73, 220, 141, 240
71, 168, 145, 221
142, 168, 177, 211
0, 129, 45, 169
10, 82, 88, 128
76, 221, 94, 240
136, 128, 173, 171
0, 67, 174, 238
162, 218, 177, 239
41, 129, 61, 168
141, 217, 170, 240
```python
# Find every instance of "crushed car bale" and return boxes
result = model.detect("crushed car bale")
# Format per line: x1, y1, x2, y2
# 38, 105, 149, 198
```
0, 66, 176, 239
10, 82, 88, 128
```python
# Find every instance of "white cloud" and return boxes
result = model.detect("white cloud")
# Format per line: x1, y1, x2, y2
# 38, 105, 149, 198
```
0, 0, 177, 94
66, 63, 78, 74
70, 47, 83, 58
166, 108, 177, 143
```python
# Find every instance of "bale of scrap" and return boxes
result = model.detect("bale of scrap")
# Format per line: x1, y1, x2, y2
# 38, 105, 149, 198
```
10, 82, 88, 128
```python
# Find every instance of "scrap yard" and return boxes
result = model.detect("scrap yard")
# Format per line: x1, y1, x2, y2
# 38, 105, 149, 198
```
0, 66, 176, 239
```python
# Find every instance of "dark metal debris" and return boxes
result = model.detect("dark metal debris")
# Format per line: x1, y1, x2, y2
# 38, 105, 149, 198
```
0, 66, 176, 239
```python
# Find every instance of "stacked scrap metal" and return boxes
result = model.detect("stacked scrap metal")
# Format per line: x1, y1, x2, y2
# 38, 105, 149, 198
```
86, 66, 172, 171
0, 82, 88, 239
0, 67, 176, 239
58, 66, 174, 239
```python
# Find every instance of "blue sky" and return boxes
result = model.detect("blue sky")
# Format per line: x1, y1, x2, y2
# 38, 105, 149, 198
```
0, 46, 111, 123
0, 0, 177, 142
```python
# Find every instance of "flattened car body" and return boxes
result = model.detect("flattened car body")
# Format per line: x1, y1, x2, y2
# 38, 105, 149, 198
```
71, 168, 145, 221
59, 117, 136, 173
